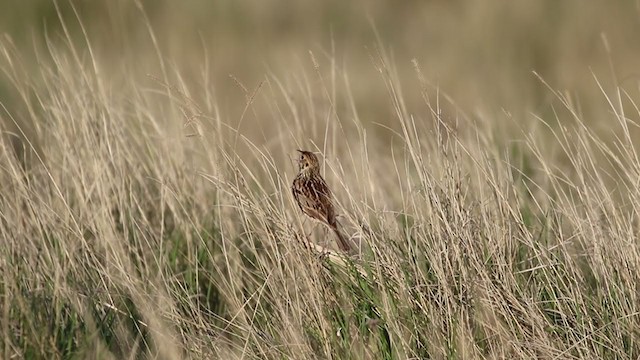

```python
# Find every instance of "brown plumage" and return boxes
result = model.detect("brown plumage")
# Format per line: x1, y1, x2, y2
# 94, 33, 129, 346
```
292, 150, 352, 253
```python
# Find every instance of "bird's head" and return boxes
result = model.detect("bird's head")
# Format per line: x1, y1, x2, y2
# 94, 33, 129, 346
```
296, 150, 320, 173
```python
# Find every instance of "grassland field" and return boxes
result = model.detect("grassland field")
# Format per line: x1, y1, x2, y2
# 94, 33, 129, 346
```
3, 1, 640, 359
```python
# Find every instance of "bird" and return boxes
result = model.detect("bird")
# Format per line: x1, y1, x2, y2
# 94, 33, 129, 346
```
291, 150, 353, 253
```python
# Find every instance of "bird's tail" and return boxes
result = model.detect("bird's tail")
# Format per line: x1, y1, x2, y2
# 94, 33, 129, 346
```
332, 226, 353, 254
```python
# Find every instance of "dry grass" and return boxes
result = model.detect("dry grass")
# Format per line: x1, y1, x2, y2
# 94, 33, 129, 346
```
2, 1, 640, 359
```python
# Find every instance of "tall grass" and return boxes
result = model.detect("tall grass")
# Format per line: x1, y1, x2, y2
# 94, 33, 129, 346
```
2, 5, 640, 359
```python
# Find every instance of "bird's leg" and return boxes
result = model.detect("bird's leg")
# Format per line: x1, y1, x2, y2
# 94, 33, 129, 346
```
306, 221, 335, 254
295, 217, 315, 243
319, 223, 336, 250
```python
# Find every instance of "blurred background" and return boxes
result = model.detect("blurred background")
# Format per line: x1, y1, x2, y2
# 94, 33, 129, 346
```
2, 0, 640, 144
